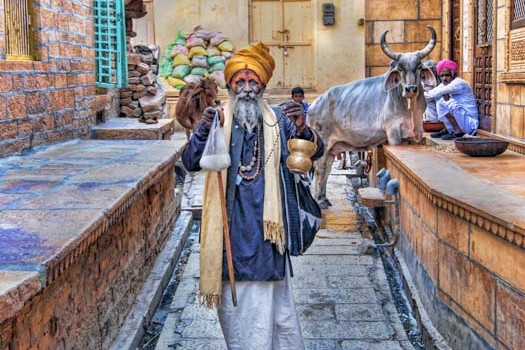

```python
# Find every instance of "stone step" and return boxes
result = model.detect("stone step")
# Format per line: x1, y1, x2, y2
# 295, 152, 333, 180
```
91, 117, 175, 140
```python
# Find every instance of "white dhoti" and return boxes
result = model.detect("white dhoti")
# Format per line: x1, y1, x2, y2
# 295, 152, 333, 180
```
218, 267, 304, 350
437, 97, 479, 135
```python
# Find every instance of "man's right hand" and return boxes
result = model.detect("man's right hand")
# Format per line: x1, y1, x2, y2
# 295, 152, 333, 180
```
200, 107, 217, 130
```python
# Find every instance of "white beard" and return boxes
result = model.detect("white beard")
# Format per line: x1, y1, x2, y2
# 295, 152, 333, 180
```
230, 90, 264, 133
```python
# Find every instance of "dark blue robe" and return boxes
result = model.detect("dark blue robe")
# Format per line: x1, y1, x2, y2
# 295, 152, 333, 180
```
182, 106, 324, 281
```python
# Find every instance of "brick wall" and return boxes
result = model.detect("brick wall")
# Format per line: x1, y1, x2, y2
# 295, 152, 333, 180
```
0, 0, 98, 157
364, 0, 443, 77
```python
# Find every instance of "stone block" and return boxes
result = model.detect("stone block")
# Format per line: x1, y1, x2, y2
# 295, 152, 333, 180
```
132, 90, 148, 99
128, 77, 141, 84
7, 95, 26, 119
372, 21, 404, 44
127, 53, 142, 65
405, 20, 442, 42
136, 62, 149, 75
366, 0, 419, 20
139, 91, 166, 113
140, 72, 156, 86
120, 91, 132, 99
419, 191, 437, 232
510, 105, 524, 139
420, 0, 442, 19
470, 225, 525, 293
120, 105, 134, 116
146, 86, 158, 95
496, 282, 525, 350
439, 243, 496, 331
420, 223, 438, 282
437, 208, 469, 254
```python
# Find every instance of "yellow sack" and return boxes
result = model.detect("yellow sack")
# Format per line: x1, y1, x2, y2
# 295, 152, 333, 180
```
188, 46, 207, 59
218, 40, 234, 52
172, 54, 190, 67
167, 76, 186, 88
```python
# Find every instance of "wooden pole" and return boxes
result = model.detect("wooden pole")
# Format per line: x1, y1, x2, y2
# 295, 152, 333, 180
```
216, 171, 237, 306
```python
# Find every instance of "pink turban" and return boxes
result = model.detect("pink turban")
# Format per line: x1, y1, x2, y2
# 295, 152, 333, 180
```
436, 59, 458, 75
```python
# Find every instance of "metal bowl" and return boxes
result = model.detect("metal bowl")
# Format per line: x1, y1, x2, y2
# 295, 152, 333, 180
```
454, 138, 509, 157
422, 121, 445, 132
287, 139, 316, 174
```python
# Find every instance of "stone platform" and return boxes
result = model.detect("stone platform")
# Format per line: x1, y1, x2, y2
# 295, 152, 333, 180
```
91, 117, 175, 140
0, 139, 182, 349
383, 139, 525, 350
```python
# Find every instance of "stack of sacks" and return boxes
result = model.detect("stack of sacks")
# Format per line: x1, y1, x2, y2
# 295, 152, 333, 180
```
159, 26, 235, 90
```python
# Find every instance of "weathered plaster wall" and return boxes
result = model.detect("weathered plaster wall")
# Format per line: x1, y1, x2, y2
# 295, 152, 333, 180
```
312, 0, 365, 91
153, 0, 250, 58
152, 0, 365, 92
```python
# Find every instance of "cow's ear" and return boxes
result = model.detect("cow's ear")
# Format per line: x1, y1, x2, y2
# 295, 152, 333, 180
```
384, 70, 401, 91
421, 68, 437, 87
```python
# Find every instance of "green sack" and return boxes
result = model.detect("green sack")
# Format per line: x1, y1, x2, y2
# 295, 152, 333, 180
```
172, 65, 191, 79
209, 62, 225, 73
208, 56, 225, 66
190, 67, 208, 76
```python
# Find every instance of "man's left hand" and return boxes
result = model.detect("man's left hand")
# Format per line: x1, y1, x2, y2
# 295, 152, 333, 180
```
283, 101, 305, 130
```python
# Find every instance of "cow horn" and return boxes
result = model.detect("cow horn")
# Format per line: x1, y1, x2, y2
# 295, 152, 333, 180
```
380, 30, 400, 61
415, 26, 437, 59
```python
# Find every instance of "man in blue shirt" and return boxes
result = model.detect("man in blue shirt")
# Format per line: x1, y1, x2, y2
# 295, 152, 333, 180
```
291, 86, 309, 117
426, 59, 479, 140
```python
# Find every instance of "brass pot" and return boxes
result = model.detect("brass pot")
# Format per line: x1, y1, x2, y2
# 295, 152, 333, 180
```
286, 138, 317, 174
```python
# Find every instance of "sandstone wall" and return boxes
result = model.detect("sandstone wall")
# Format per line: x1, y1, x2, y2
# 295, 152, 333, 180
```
365, 0, 443, 77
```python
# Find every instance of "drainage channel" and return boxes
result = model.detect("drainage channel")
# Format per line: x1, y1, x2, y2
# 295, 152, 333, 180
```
138, 220, 200, 350
358, 204, 426, 350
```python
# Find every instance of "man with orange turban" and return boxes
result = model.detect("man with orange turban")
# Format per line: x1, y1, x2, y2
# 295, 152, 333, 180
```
425, 58, 479, 140
182, 42, 324, 349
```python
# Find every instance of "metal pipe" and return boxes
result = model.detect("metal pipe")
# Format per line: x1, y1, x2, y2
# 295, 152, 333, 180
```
377, 168, 391, 191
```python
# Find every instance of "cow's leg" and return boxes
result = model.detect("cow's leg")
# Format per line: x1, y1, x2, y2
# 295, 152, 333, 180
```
314, 153, 335, 209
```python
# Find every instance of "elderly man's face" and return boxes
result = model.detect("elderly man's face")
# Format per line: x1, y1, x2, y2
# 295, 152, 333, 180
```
439, 68, 454, 85
229, 69, 265, 132
230, 69, 264, 95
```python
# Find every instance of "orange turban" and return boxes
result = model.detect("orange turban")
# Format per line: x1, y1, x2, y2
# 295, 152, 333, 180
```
224, 42, 275, 86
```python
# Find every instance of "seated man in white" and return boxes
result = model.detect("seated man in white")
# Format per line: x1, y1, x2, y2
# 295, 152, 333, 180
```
425, 59, 479, 140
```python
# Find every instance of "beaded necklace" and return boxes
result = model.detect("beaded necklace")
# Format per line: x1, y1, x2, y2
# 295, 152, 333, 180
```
238, 126, 262, 181
238, 124, 281, 181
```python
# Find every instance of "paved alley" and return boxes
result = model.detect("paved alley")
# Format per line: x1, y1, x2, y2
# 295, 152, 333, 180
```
148, 168, 414, 350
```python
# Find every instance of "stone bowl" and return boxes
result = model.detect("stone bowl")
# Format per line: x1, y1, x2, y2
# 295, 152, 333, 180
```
454, 138, 509, 157
287, 138, 317, 174
422, 121, 445, 132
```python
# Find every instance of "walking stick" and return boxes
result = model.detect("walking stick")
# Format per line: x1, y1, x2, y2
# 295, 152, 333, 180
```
216, 171, 237, 306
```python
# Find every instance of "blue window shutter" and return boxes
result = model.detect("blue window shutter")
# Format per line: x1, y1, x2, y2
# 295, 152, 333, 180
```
94, 0, 128, 88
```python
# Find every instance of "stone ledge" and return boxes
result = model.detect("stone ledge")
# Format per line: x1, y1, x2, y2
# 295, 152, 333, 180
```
0, 139, 179, 285
91, 118, 175, 140
0, 271, 42, 325
384, 144, 525, 249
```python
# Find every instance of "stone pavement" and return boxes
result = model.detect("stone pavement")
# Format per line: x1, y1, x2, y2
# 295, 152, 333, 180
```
152, 163, 414, 350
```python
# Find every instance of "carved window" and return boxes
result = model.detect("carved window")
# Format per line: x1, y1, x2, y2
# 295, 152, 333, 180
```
3, 0, 33, 60
512, 0, 525, 29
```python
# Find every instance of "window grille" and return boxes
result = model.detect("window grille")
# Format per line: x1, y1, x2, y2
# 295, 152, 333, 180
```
94, 0, 128, 88
512, 0, 525, 29
3, 0, 33, 60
